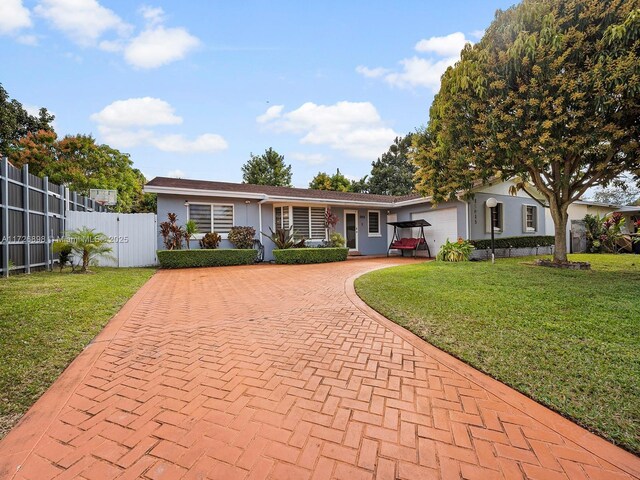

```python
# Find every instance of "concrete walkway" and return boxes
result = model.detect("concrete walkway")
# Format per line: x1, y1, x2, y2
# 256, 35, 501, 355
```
1, 258, 638, 479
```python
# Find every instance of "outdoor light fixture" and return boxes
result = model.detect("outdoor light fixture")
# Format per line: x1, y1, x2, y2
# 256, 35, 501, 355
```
184, 200, 189, 207
486, 197, 498, 264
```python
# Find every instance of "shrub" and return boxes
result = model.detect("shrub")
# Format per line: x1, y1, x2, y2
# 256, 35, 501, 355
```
585, 213, 626, 253
273, 247, 348, 264
228, 226, 256, 249
65, 227, 114, 273
52, 240, 73, 272
263, 226, 297, 249
159, 213, 184, 250
470, 235, 555, 250
437, 238, 474, 262
157, 249, 257, 268
328, 232, 345, 247
199, 232, 221, 249
184, 219, 198, 249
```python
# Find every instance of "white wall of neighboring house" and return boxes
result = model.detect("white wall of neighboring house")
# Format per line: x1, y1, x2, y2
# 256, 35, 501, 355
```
545, 202, 619, 251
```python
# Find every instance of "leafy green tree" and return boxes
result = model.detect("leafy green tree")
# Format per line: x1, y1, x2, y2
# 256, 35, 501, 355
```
0, 83, 54, 156
368, 135, 416, 196
242, 147, 292, 186
412, 0, 640, 263
350, 175, 370, 193
592, 178, 640, 206
9, 132, 152, 213
309, 169, 351, 192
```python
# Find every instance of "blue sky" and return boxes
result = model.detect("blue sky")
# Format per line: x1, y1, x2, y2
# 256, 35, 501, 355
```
0, 0, 515, 187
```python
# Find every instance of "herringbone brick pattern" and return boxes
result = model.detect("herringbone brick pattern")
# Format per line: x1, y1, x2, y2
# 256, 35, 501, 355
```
1, 259, 638, 479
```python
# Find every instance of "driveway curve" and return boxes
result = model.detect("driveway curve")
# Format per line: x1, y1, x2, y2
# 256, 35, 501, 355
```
1, 258, 638, 480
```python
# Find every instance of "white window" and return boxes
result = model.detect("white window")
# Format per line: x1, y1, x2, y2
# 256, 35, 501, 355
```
368, 210, 381, 236
523, 205, 537, 232
485, 201, 504, 233
188, 203, 234, 236
273, 206, 326, 240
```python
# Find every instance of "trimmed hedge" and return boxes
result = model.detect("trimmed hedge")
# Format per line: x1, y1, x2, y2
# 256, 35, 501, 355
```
157, 249, 257, 268
470, 235, 554, 250
273, 247, 349, 264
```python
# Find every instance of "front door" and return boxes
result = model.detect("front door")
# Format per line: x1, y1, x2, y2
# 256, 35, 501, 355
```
345, 210, 358, 251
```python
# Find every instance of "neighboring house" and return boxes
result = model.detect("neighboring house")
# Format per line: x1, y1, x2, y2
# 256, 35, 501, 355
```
145, 177, 565, 261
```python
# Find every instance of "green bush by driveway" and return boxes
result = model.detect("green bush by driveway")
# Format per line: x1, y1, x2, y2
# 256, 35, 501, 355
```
274, 247, 349, 264
157, 249, 257, 268
355, 254, 640, 454
0, 267, 154, 439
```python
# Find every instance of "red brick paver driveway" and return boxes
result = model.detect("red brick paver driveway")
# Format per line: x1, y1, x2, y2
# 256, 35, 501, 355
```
1, 258, 638, 480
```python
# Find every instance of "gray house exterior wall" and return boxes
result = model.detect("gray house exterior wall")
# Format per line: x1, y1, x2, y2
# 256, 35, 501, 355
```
156, 194, 262, 250
468, 193, 547, 240
391, 200, 467, 238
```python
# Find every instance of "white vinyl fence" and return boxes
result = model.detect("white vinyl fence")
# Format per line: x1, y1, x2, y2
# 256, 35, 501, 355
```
66, 211, 157, 267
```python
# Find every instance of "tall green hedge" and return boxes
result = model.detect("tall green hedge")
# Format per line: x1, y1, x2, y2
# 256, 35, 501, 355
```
470, 235, 554, 250
273, 248, 349, 264
157, 249, 257, 268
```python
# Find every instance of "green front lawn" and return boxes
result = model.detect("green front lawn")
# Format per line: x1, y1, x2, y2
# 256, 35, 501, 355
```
355, 254, 640, 454
0, 267, 155, 439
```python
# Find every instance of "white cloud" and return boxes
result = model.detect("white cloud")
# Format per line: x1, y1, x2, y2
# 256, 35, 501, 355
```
414, 32, 467, 57
139, 5, 165, 26
290, 152, 328, 165
256, 105, 284, 124
124, 26, 200, 69
384, 56, 458, 90
91, 98, 227, 154
259, 101, 399, 159
167, 169, 185, 178
90, 97, 182, 128
150, 134, 227, 153
469, 29, 485, 40
357, 32, 471, 92
35, 0, 131, 46
355, 66, 389, 78
0, 0, 32, 35
16, 34, 38, 45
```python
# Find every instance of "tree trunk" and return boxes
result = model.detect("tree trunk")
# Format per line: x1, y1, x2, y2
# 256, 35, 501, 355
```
549, 200, 569, 263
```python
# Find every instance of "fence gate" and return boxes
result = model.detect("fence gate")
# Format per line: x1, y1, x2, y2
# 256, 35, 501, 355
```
66, 212, 157, 267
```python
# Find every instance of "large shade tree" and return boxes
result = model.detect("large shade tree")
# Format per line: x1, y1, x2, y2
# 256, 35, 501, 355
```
412, 0, 640, 262
368, 134, 416, 196
242, 147, 292, 186
9, 131, 154, 213
0, 83, 54, 155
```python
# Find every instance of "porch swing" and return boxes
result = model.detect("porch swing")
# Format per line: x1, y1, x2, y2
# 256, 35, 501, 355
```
386, 219, 432, 258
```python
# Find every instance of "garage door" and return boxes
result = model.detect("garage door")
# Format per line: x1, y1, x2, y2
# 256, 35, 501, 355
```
411, 208, 458, 256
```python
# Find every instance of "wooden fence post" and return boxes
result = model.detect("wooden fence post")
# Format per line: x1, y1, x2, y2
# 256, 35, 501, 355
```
1, 158, 9, 278
22, 164, 30, 274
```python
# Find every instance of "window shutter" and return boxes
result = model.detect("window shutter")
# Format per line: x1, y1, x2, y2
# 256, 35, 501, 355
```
368, 211, 380, 235
522, 204, 528, 233
292, 207, 310, 238
189, 204, 212, 232
310, 208, 326, 239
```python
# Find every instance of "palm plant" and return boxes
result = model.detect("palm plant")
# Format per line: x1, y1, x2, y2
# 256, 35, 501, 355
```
66, 227, 114, 273
263, 226, 299, 249
184, 219, 198, 249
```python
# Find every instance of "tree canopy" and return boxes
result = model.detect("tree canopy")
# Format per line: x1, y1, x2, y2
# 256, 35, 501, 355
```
9, 131, 155, 213
368, 135, 416, 196
309, 169, 352, 192
0, 83, 54, 156
412, 0, 640, 262
242, 148, 292, 186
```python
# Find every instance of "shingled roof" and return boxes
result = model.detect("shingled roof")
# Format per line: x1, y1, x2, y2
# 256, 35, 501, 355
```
145, 177, 423, 204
